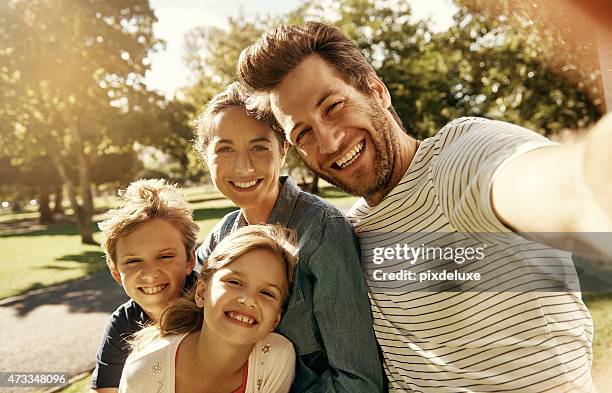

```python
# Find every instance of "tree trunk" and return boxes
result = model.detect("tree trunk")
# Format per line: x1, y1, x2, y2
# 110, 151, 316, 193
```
56, 112, 97, 245
52, 185, 64, 215
309, 173, 320, 194
53, 156, 96, 245
38, 186, 53, 224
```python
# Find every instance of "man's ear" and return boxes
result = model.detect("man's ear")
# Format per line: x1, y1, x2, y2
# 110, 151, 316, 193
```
195, 280, 206, 308
110, 267, 123, 285
186, 249, 196, 273
367, 73, 391, 109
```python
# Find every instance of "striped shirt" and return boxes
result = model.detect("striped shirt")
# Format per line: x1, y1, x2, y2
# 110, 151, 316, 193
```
348, 118, 594, 392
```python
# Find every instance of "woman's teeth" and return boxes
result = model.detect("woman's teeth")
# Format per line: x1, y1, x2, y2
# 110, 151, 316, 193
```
227, 311, 256, 325
232, 180, 258, 189
336, 141, 364, 169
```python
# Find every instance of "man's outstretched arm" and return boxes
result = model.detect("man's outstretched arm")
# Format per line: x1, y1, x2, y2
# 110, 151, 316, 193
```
492, 114, 612, 254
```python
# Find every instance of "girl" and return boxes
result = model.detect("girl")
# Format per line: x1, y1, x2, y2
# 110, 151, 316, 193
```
119, 224, 298, 393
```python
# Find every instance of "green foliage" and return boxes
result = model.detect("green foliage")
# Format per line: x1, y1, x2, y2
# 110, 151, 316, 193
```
0, 0, 179, 241
292, 0, 600, 138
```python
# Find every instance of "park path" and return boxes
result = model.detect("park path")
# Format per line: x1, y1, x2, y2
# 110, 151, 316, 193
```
0, 272, 127, 393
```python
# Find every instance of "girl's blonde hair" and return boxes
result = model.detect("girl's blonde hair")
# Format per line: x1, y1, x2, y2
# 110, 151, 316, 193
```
131, 224, 298, 350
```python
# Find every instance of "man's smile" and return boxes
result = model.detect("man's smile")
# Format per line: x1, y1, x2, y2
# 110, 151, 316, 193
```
332, 140, 365, 170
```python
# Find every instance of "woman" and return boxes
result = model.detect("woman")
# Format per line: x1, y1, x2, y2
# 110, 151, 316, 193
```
194, 82, 384, 392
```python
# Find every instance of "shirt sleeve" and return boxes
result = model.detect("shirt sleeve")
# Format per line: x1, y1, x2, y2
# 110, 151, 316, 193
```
432, 118, 554, 233
258, 334, 296, 393
303, 217, 384, 393
91, 310, 133, 389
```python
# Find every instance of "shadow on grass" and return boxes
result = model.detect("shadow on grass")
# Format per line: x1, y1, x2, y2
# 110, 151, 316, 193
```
188, 195, 228, 204
0, 270, 127, 318
0, 250, 119, 317
1, 206, 239, 238
0, 222, 86, 238
192, 206, 238, 222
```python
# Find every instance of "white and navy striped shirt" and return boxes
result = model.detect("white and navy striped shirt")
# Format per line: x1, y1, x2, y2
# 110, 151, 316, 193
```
348, 118, 594, 392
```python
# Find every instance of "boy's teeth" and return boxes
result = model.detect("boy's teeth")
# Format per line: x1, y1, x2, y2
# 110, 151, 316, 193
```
233, 180, 258, 189
228, 311, 256, 325
141, 284, 166, 294
335, 142, 364, 168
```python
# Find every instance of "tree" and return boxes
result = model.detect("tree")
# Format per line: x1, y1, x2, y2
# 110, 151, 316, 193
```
0, 0, 168, 243
295, 0, 600, 138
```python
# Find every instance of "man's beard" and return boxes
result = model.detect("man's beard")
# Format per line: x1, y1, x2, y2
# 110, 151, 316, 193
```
308, 99, 397, 200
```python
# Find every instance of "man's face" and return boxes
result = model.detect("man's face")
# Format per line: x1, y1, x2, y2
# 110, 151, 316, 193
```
112, 218, 195, 321
269, 55, 399, 199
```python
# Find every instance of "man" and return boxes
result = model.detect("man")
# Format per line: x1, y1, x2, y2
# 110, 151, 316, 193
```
238, 21, 611, 392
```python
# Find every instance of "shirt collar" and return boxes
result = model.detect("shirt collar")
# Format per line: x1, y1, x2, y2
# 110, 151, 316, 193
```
232, 176, 300, 231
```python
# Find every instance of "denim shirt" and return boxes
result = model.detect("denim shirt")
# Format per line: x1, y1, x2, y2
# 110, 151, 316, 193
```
196, 176, 383, 393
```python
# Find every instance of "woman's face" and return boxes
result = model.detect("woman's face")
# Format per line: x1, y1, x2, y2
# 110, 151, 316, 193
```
206, 107, 286, 213
195, 248, 288, 346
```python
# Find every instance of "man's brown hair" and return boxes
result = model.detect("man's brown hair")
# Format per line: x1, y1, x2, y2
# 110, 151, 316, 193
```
238, 21, 404, 128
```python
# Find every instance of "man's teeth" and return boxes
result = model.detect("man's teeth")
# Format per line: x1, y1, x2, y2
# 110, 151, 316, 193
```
141, 284, 167, 294
233, 180, 258, 189
335, 142, 364, 169
227, 311, 256, 325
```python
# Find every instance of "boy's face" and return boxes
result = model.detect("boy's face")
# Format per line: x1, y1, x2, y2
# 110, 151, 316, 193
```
111, 218, 195, 321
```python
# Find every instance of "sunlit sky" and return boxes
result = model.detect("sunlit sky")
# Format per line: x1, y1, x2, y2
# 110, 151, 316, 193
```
146, 0, 457, 97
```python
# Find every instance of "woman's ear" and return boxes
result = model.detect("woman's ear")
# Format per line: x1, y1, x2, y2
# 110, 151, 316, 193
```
195, 279, 206, 308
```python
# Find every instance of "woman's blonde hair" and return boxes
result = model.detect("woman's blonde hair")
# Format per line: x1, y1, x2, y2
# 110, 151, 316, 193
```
131, 224, 298, 351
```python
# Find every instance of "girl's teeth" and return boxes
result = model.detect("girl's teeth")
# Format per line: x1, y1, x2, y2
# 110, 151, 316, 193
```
228, 311, 255, 325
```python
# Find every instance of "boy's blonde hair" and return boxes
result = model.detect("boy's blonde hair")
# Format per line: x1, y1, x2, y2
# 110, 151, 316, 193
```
131, 224, 299, 350
98, 178, 200, 271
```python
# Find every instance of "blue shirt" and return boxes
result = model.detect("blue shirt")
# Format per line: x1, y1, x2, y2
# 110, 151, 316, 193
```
196, 176, 383, 393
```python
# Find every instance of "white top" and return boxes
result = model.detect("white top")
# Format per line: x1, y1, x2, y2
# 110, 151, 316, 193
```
119, 332, 295, 393
348, 118, 594, 392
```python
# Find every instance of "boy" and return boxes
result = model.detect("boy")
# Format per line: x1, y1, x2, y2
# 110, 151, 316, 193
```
90, 179, 199, 393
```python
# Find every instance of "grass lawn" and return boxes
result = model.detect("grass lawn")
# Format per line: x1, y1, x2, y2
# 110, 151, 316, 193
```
0, 185, 356, 300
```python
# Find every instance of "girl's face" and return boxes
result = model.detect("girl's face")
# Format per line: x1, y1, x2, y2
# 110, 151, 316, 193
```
196, 248, 288, 346
205, 106, 287, 212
